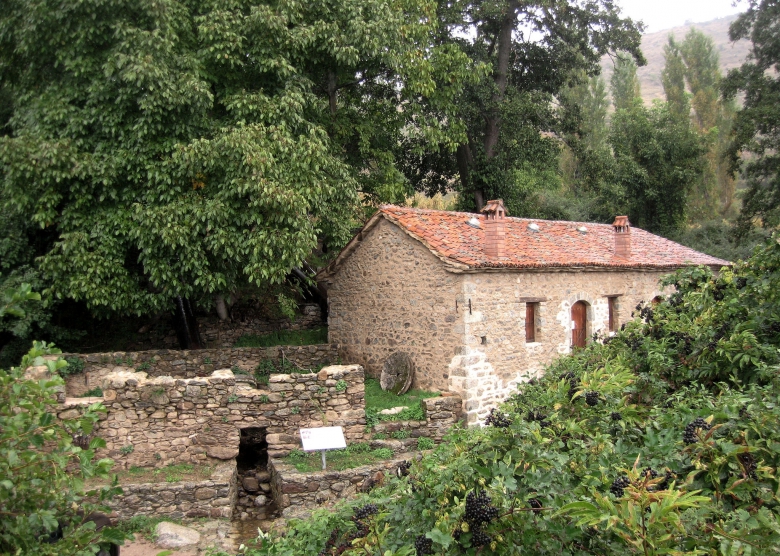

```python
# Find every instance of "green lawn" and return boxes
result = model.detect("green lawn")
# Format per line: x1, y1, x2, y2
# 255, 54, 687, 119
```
233, 327, 328, 348
364, 378, 440, 423
284, 443, 394, 473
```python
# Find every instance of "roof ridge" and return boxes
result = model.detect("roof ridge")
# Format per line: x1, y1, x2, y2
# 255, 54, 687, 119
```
380, 204, 623, 228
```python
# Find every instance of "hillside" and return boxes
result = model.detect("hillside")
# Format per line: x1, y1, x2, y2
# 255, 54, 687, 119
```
600, 14, 752, 105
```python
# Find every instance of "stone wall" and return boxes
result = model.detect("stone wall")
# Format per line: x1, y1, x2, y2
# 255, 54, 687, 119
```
269, 453, 416, 519
62, 344, 337, 397
74, 365, 367, 467
103, 461, 237, 520
120, 303, 325, 351
327, 218, 464, 390
447, 269, 670, 424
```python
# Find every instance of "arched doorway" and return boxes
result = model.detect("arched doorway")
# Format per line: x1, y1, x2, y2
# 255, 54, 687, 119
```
571, 301, 588, 348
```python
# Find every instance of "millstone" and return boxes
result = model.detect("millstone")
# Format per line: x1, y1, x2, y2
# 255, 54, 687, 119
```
380, 352, 414, 395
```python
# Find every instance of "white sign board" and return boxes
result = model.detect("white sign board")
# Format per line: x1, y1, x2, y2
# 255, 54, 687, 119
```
299, 426, 346, 452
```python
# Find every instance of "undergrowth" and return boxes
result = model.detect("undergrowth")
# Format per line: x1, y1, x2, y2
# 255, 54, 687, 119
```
233, 327, 328, 348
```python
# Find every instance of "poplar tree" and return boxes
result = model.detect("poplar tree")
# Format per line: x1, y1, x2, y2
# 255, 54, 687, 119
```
724, 0, 780, 235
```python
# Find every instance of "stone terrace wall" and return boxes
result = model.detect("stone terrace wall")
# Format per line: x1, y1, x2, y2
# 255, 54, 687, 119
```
104, 461, 237, 520
62, 344, 337, 397
80, 365, 367, 467
269, 453, 416, 519
55, 364, 461, 468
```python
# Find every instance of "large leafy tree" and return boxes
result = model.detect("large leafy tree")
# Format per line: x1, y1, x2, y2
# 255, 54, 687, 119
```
0, 0, 474, 321
610, 102, 705, 235
724, 0, 780, 235
403, 0, 644, 213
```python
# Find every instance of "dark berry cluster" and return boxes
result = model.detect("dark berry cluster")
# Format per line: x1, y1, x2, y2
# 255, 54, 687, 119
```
414, 535, 433, 556
610, 476, 631, 497
738, 453, 758, 479
640, 467, 658, 480
610, 412, 623, 421
318, 504, 378, 555
526, 409, 550, 428
528, 498, 543, 514
465, 490, 499, 525
565, 375, 580, 398
585, 391, 600, 406
736, 277, 748, 289
485, 408, 512, 428
354, 503, 378, 520
470, 529, 492, 547
683, 418, 711, 445
657, 470, 675, 490
461, 489, 499, 548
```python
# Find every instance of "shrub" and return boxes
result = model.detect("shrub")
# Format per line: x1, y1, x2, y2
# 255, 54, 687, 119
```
58, 356, 85, 377
0, 342, 125, 554
417, 437, 434, 450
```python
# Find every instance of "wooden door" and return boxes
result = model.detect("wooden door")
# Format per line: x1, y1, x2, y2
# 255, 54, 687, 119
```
571, 301, 587, 348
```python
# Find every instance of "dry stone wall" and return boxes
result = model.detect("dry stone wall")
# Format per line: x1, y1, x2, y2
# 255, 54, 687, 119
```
79, 365, 366, 467
103, 461, 237, 520
269, 453, 417, 519
62, 344, 337, 397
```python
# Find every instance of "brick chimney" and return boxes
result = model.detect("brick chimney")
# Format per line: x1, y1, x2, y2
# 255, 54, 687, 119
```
612, 216, 631, 259
481, 199, 507, 259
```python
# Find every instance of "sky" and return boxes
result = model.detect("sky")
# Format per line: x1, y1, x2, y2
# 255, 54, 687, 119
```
616, 0, 746, 33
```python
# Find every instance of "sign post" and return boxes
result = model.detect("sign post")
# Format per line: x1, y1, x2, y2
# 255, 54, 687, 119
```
299, 426, 347, 470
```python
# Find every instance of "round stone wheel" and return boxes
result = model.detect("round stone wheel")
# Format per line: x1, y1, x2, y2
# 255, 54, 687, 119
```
380, 352, 414, 395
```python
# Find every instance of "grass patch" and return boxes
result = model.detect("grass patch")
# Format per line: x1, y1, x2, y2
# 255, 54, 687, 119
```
80, 387, 103, 397
234, 327, 328, 348
89, 463, 213, 487
364, 378, 440, 424
115, 515, 172, 541
284, 443, 394, 473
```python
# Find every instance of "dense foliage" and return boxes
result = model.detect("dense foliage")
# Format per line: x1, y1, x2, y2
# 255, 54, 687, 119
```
0, 285, 124, 554
246, 237, 780, 555
724, 0, 780, 236
0, 0, 477, 320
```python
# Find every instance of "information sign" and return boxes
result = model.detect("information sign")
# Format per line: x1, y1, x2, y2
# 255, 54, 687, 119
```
299, 426, 346, 452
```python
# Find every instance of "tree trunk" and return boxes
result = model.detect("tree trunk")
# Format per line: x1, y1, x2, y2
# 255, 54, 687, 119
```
174, 296, 204, 350
477, 0, 519, 209
327, 71, 338, 116
215, 294, 230, 321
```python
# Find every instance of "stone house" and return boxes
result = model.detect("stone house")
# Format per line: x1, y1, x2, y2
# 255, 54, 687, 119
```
318, 201, 728, 423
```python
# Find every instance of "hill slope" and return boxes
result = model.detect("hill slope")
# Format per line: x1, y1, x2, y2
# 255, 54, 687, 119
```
600, 14, 751, 104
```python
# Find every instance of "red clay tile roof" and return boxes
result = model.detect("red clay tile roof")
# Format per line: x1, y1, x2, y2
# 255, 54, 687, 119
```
376, 205, 729, 270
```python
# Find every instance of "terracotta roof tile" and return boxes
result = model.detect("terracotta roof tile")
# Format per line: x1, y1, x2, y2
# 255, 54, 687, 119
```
378, 205, 729, 270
